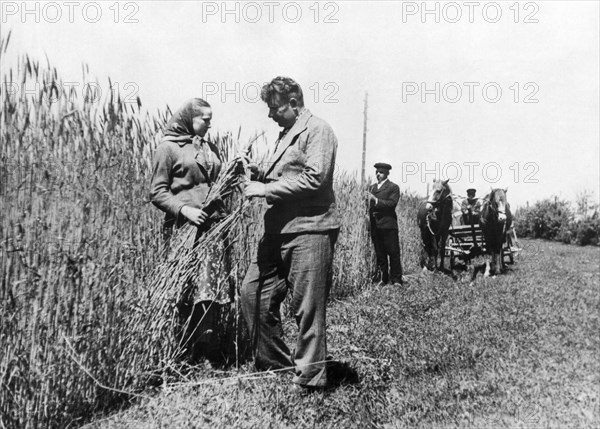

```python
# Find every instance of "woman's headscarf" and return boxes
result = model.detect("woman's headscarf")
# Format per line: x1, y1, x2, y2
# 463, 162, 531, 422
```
163, 98, 211, 144
162, 98, 222, 183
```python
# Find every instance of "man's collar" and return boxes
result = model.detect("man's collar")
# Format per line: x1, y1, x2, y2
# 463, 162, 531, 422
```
283, 108, 311, 135
296, 107, 307, 121
279, 108, 308, 134
264, 109, 312, 177
278, 108, 310, 139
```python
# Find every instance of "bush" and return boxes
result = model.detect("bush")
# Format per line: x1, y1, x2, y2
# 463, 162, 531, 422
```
515, 198, 572, 240
574, 218, 600, 246
515, 197, 599, 246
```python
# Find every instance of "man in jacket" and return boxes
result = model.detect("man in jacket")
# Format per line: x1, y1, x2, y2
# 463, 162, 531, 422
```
461, 188, 481, 225
367, 163, 403, 286
241, 76, 340, 390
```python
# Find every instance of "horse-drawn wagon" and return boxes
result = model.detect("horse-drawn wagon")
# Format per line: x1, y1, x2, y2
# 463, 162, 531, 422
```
445, 222, 518, 269
419, 183, 517, 276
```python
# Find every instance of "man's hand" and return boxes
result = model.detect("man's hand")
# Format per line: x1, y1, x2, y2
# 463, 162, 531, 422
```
245, 155, 259, 172
245, 181, 266, 198
238, 155, 260, 180
365, 192, 376, 204
230, 155, 256, 176
181, 206, 208, 226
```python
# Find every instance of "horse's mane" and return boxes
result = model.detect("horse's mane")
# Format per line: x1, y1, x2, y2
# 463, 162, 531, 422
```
442, 181, 452, 194
422, 180, 452, 205
480, 188, 511, 226
487, 188, 508, 204
441, 182, 453, 204
431, 180, 452, 196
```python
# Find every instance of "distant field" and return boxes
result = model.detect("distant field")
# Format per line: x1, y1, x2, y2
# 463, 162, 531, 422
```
89, 238, 599, 428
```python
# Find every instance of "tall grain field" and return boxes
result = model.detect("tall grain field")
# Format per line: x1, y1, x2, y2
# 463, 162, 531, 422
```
0, 38, 421, 428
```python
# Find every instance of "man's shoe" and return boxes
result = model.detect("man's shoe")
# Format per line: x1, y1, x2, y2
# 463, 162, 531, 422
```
291, 383, 327, 395
291, 361, 359, 394
327, 360, 360, 387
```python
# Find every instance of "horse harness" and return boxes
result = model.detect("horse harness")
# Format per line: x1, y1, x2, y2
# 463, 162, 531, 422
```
426, 193, 452, 236
481, 197, 508, 235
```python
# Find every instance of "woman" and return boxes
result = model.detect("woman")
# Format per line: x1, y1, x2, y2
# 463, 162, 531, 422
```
150, 98, 229, 363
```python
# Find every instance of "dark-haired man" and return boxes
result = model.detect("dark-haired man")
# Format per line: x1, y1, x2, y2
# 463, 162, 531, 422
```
367, 163, 403, 286
241, 76, 342, 390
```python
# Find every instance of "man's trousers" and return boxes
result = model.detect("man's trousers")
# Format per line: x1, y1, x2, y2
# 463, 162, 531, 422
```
240, 230, 337, 387
370, 227, 403, 284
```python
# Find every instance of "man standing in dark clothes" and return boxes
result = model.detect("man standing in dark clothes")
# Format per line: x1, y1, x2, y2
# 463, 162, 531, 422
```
367, 163, 403, 286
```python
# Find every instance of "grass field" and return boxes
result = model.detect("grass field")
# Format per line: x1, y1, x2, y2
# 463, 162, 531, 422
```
85, 238, 599, 428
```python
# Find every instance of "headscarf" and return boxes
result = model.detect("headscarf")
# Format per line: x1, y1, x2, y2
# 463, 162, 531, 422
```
163, 98, 211, 145
162, 98, 221, 184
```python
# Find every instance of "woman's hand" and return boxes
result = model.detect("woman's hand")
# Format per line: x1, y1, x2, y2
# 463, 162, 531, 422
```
181, 206, 208, 226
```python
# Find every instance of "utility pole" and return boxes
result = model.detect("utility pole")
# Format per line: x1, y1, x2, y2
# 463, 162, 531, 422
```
361, 92, 368, 186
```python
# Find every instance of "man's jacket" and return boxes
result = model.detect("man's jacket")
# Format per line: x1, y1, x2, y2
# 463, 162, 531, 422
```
256, 109, 341, 234
461, 197, 481, 215
369, 180, 400, 230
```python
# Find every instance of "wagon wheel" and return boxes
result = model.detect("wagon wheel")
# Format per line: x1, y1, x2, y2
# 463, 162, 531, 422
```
499, 242, 514, 265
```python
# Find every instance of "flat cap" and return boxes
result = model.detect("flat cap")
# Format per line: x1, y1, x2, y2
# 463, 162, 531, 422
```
374, 162, 392, 170
466, 188, 476, 193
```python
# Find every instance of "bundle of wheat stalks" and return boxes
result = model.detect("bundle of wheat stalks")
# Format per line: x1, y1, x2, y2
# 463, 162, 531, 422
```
144, 142, 255, 363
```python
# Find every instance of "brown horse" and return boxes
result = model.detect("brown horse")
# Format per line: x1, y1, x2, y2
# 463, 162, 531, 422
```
479, 188, 513, 276
417, 180, 453, 272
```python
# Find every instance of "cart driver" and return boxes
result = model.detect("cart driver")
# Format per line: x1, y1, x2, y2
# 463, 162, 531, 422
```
461, 188, 481, 225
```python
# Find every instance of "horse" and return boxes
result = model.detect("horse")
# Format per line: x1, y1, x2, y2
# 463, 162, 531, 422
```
417, 179, 453, 273
478, 188, 513, 276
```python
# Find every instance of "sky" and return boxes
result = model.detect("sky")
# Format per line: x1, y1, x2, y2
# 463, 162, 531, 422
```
1, 0, 599, 208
